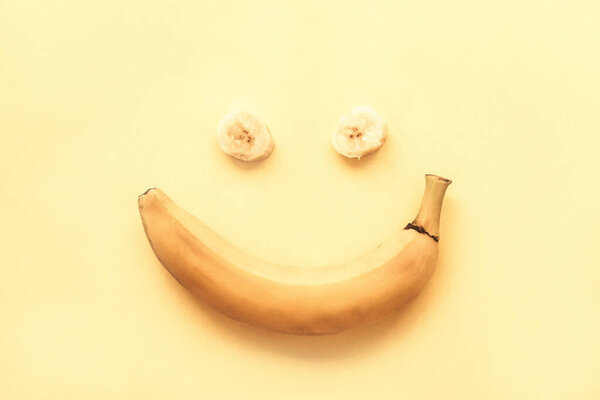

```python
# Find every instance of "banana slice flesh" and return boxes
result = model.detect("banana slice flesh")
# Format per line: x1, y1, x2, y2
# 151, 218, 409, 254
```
332, 107, 388, 159
217, 111, 274, 161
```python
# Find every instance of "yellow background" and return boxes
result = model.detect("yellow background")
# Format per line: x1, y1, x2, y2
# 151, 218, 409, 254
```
1, 0, 599, 398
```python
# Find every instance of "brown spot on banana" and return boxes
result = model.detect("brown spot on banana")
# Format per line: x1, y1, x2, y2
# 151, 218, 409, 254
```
404, 223, 439, 242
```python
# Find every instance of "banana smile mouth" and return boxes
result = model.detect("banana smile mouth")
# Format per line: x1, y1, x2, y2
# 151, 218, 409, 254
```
138, 174, 451, 335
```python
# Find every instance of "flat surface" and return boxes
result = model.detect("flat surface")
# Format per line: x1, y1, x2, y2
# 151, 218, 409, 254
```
1, 1, 599, 398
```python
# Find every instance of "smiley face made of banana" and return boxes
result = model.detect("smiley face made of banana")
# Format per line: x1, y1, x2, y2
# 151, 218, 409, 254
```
138, 111, 451, 335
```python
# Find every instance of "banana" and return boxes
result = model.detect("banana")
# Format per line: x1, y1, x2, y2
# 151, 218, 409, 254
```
138, 174, 451, 335
217, 111, 274, 161
332, 107, 388, 159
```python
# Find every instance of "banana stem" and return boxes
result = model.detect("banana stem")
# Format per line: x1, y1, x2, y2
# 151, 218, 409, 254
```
406, 174, 452, 241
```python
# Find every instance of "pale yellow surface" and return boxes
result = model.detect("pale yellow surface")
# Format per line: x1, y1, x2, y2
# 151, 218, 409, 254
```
1, 0, 599, 398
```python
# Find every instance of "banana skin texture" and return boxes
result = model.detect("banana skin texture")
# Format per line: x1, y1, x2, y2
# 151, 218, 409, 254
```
138, 174, 451, 335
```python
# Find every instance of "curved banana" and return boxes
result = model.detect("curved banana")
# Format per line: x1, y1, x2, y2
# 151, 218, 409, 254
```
138, 174, 451, 335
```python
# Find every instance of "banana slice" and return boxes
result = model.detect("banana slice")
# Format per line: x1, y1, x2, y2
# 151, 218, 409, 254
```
332, 107, 388, 159
217, 111, 274, 161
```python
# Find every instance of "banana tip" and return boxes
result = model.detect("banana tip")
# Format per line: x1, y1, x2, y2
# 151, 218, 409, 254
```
139, 187, 157, 201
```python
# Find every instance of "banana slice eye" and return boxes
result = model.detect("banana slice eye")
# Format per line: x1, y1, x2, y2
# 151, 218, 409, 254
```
217, 111, 275, 161
217, 107, 386, 161
332, 107, 388, 159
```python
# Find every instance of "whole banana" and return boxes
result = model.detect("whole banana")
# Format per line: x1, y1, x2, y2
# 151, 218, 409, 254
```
138, 174, 451, 335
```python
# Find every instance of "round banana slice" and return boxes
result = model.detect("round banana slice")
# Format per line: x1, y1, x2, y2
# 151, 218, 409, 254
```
217, 111, 274, 161
332, 107, 388, 159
